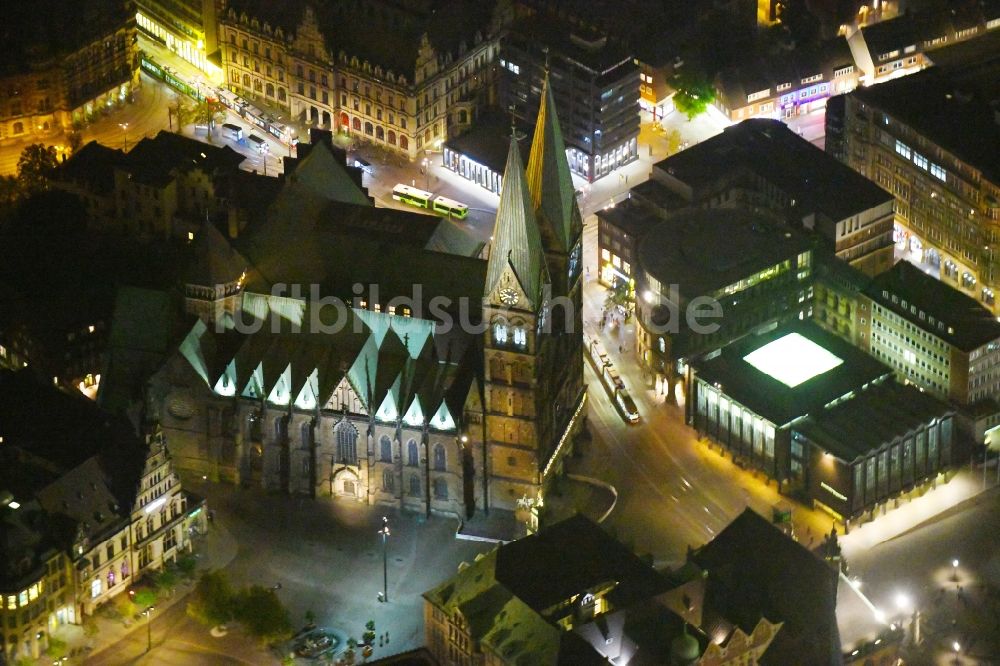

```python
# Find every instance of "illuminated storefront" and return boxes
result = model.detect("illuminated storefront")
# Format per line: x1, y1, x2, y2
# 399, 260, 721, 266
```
136, 10, 221, 81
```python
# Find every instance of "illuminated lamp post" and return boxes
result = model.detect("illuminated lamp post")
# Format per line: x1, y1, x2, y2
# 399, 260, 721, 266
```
378, 517, 390, 602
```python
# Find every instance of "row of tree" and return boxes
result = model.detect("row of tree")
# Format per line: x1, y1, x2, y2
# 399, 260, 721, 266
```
187, 571, 293, 644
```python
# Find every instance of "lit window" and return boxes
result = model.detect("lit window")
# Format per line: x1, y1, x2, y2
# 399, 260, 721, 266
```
91, 579, 101, 598
493, 322, 508, 344
513, 328, 527, 346
19, 591, 28, 607
930, 163, 946, 181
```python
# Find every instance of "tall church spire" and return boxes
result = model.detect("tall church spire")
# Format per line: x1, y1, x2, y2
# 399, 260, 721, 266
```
485, 135, 547, 307
525, 69, 580, 254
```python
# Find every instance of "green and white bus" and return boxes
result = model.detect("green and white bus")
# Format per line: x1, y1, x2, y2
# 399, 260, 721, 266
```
431, 195, 469, 219
392, 184, 433, 208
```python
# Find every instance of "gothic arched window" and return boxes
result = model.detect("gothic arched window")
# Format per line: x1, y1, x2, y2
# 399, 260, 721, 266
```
407, 439, 419, 467
433, 444, 446, 471
433, 478, 448, 499
409, 475, 421, 496
493, 320, 508, 344
380, 435, 393, 462
335, 421, 358, 465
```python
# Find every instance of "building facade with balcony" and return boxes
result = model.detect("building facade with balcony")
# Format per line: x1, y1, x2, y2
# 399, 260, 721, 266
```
1, 0, 138, 145
218, 0, 500, 161
827, 48, 1000, 314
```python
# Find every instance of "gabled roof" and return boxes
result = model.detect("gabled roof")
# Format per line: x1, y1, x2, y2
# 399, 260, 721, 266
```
55, 141, 126, 195
185, 220, 248, 287
692, 508, 841, 666
526, 72, 581, 254
287, 139, 372, 208
485, 137, 547, 305
122, 131, 245, 186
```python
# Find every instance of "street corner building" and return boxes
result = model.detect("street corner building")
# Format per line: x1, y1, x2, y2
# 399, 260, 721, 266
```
688, 320, 959, 525
147, 71, 585, 529
0, 370, 206, 664
422, 511, 856, 665
1, 0, 139, 146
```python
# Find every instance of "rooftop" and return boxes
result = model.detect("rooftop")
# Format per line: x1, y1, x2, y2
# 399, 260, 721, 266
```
637, 207, 811, 301
693, 321, 892, 427
865, 260, 1000, 352
692, 508, 841, 666
595, 197, 667, 241
445, 114, 531, 176
654, 119, 892, 222
795, 383, 955, 462
122, 131, 246, 187
850, 41, 1000, 184
504, 14, 634, 74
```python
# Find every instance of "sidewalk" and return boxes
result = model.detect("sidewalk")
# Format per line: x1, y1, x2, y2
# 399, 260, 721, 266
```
47, 515, 239, 665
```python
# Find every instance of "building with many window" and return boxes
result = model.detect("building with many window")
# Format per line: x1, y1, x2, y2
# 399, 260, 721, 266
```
634, 206, 814, 401
423, 513, 782, 665
217, 0, 500, 161
689, 320, 958, 523
866, 260, 1000, 406
135, 0, 221, 77
0, 371, 205, 663
150, 77, 585, 527
1, 0, 138, 145
827, 40, 1000, 314
500, 15, 640, 182
714, 38, 860, 122
846, 2, 1000, 85
653, 119, 896, 276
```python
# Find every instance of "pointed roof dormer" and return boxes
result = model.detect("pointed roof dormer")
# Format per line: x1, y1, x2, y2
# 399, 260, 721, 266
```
525, 70, 581, 254
485, 135, 547, 308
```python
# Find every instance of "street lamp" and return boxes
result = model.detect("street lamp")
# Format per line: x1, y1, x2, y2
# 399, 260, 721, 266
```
142, 606, 154, 652
421, 158, 429, 190
951, 558, 960, 583
378, 517, 390, 603
119, 123, 129, 151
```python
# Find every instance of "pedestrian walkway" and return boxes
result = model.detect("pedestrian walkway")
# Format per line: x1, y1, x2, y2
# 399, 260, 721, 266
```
45, 515, 239, 665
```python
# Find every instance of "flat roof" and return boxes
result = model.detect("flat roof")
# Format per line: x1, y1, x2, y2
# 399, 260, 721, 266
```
865, 260, 1000, 352
637, 207, 811, 301
654, 120, 892, 222
851, 39, 1000, 185
796, 383, 954, 461
743, 332, 844, 388
693, 321, 892, 427
444, 113, 531, 175
595, 197, 667, 239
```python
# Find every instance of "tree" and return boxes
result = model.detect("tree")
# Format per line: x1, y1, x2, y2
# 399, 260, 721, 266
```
665, 128, 682, 155
605, 279, 631, 311
16, 144, 58, 195
170, 99, 193, 132
672, 71, 716, 121
191, 99, 228, 141
187, 570, 235, 627
234, 585, 292, 643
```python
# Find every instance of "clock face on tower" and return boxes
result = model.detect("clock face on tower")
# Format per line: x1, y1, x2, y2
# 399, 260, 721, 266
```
498, 287, 520, 306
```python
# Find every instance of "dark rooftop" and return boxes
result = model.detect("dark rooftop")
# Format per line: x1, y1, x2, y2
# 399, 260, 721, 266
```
796, 383, 955, 462
123, 131, 246, 187
444, 112, 531, 175
866, 260, 1000, 352
850, 42, 1000, 184
655, 119, 892, 222
505, 14, 634, 74
55, 142, 126, 196
595, 198, 666, 240
494, 514, 672, 614
692, 508, 842, 666
637, 207, 812, 301
692, 320, 893, 427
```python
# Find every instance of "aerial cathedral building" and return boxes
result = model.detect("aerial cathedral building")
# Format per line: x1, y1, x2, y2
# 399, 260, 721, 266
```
149, 77, 584, 528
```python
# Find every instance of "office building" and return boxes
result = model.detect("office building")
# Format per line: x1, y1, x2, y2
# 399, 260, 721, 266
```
654, 119, 895, 276
827, 42, 1000, 313
866, 260, 1000, 406
634, 206, 813, 401
501, 15, 640, 182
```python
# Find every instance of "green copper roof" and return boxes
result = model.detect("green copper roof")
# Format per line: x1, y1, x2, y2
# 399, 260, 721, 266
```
526, 72, 581, 254
485, 138, 547, 305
